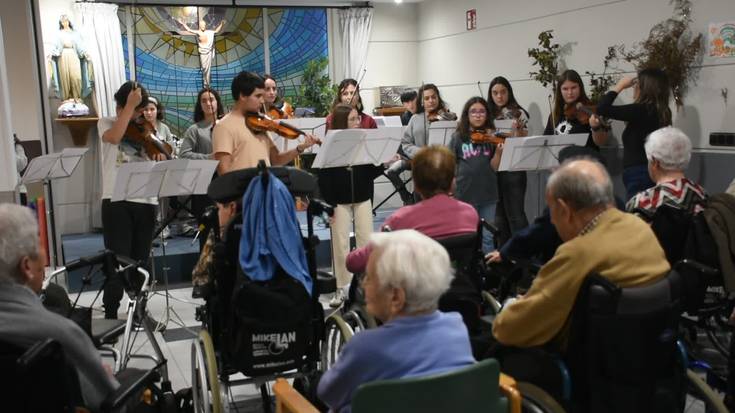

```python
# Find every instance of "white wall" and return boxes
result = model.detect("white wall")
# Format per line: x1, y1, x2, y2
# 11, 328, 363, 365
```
412, 0, 735, 149
358, 2, 419, 114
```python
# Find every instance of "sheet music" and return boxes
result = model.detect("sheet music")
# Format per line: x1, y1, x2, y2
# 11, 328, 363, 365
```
271, 117, 328, 152
498, 134, 588, 172
427, 120, 457, 146
48, 147, 88, 179
374, 116, 403, 128
494, 119, 514, 134
21, 153, 59, 183
312, 127, 402, 169
111, 162, 164, 201
159, 159, 217, 197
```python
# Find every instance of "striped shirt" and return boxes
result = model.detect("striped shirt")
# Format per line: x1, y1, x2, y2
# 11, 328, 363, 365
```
626, 178, 707, 216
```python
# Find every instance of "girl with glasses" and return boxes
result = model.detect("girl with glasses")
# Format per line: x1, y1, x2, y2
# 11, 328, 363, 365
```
448, 97, 502, 252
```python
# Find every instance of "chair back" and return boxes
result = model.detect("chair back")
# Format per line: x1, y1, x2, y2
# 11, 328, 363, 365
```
565, 271, 682, 413
435, 232, 484, 335
0, 338, 83, 413
351, 358, 509, 413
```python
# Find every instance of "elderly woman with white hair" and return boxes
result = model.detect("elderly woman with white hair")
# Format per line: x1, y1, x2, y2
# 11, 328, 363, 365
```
626, 126, 707, 217
0, 203, 119, 410
317, 229, 476, 413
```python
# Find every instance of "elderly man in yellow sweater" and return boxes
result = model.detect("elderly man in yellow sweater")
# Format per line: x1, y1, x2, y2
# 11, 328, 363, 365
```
493, 158, 670, 349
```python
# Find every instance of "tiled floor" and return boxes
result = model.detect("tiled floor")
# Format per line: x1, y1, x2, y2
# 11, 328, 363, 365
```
72, 284, 340, 411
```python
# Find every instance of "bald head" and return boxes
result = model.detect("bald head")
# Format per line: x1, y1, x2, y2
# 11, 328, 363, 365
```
547, 159, 614, 211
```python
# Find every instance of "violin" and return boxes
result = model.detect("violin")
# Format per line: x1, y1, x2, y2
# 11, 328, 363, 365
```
245, 112, 322, 144
124, 118, 173, 160
564, 101, 597, 125
266, 101, 295, 120
470, 129, 506, 145
427, 110, 457, 123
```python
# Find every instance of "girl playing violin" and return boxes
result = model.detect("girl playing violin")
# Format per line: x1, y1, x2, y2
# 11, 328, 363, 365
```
317, 104, 383, 307
181, 87, 223, 160
98, 81, 162, 319
401, 83, 457, 160
326, 78, 377, 130
448, 97, 502, 252
263, 74, 294, 119
597, 68, 671, 200
544, 69, 608, 150
488, 76, 530, 247
142, 96, 174, 147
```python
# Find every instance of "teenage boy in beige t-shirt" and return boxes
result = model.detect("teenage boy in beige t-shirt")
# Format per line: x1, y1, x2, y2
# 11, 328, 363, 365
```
212, 71, 319, 175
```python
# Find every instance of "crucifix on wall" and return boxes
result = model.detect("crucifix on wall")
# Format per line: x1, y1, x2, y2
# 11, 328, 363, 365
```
175, 17, 226, 87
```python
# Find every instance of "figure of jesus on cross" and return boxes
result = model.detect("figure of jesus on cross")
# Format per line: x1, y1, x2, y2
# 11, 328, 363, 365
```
177, 18, 226, 87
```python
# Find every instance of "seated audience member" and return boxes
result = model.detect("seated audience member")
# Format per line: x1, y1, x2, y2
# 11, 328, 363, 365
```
317, 230, 475, 413
492, 159, 670, 349
626, 126, 707, 218
346, 145, 479, 274
485, 145, 618, 266
0, 203, 119, 410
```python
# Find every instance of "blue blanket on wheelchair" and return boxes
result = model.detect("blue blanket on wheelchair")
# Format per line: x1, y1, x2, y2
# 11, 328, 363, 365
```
239, 174, 312, 296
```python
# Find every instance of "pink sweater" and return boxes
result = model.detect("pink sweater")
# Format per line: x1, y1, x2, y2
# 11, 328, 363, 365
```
346, 194, 479, 273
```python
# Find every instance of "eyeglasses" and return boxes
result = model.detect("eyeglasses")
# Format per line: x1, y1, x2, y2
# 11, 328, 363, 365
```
469, 109, 487, 116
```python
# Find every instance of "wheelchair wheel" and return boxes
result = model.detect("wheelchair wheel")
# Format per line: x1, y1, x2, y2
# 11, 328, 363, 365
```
321, 315, 354, 371
517, 382, 567, 413
685, 369, 728, 413
191, 330, 222, 413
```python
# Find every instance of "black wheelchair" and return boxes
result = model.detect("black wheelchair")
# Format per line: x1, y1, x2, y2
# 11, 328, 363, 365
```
322, 219, 496, 369
190, 164, 336, 413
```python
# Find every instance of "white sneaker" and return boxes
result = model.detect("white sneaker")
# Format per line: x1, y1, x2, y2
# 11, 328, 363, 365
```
329, 289, 346, 308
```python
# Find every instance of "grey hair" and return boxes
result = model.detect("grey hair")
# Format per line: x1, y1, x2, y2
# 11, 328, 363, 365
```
0, 203, 40, 283
370, 229, 453, 314
645, 126, 692, 171
547, 158, 614, 210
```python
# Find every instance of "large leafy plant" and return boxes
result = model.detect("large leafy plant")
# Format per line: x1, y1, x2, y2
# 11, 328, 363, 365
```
528, 30, 561, 91
291, 57, 337, 117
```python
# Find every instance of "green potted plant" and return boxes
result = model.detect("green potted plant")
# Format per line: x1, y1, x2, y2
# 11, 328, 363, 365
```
528, 30, 561, 92
291, 57, 336, 117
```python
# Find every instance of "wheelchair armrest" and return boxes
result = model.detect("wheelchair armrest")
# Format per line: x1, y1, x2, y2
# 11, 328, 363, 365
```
101, 367, 160, 412
316, 271, 337, 295
675, 259, 720, 278
499, 373, 522, 413
481, 219, 500, 236
273, 378, 320, 413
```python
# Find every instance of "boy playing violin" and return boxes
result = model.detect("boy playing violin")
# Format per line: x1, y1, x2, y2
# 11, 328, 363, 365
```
212, 71, 318, 175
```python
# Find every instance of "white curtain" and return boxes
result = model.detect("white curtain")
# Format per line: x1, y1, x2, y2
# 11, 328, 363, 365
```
74, 2, 126, 118
0, 19, 17, 193
74, 3, 126, 228
338, 8, 373, 81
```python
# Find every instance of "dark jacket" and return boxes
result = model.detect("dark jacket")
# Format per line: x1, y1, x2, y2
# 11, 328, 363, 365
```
703, 193, 735, 292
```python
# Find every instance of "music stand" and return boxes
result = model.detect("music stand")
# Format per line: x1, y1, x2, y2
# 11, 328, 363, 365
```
426, 120, 458, 146
313, 127, 402, 278
498, 133, 589, 215
112, 159, 218, 331
271, 117, 328, 153
23, 147, 89, 285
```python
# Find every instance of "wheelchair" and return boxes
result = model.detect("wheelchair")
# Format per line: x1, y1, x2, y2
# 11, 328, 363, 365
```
487, 261, 729, 413
322, 219, 496, 368
190, 165, 337, 413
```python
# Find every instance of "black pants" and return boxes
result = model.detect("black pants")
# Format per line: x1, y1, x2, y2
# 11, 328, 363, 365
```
101, 199, 155, 319
495, 171, 529, 247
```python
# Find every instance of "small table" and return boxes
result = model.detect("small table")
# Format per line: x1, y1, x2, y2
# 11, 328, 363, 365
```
55, 116, 99, 146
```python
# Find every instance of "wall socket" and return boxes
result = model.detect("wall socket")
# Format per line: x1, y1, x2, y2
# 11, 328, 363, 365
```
710, 132, 735, 147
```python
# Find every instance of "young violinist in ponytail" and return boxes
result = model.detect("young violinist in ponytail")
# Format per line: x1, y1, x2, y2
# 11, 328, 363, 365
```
597, 68, 672, 200
401, 83, 457, 160
448, 97, 502, 252
544, 69, 608, 150
326, 78, 377, 130
263, 74, 294, 119
488, 76, 530, 247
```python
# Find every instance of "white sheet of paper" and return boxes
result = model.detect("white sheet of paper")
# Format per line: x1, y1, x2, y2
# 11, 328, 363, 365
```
427, 120, 457, 146
374, 116, 403, 128
312, 127, 402, 169
498, 134, 589, 172
159, 159, 217, 197
111, 161, 163, 201
48, 147, 88, 179
494, 119, 514, 133
275, 117, 328, 152
21, 153, 60, 184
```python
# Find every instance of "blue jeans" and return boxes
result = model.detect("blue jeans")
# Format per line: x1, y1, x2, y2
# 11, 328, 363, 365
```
472, 202, 497, 253
495, 171, 529, 247
623, 165, 655, 201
